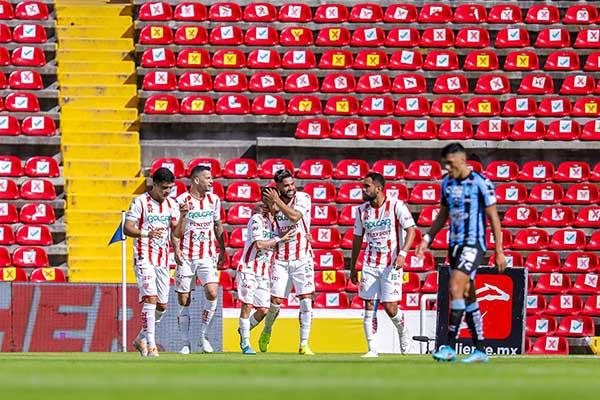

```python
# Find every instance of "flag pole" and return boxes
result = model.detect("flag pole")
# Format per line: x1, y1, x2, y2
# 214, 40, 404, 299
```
121, 210, 127, 353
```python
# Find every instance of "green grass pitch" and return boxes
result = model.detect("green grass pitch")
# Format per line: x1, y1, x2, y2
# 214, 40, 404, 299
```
1, 353, 599, 400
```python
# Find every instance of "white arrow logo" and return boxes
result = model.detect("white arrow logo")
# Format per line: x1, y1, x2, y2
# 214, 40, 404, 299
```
476, 283, 510, 302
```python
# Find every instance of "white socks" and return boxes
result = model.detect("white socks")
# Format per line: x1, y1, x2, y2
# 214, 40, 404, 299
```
155, 308, 165, 325
199, 299, 217, 339
363, 310, 376, 352
390, 311, 405, 332
178, 305, 190, 344
141, 303, 157, 348
262, 303, 281, 334
299, 298, 312, 347
239, 318, 251, 347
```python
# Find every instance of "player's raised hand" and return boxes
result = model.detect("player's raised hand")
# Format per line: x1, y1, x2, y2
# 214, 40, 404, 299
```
495, 251, 507, 273
147, 228, 161, 240
179, 201, 189, 215
263, 187, 280, 204
350, 268, 359, 285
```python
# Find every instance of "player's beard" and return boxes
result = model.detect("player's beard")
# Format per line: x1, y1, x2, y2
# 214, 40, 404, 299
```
282, 189, 295, 202
363, 192, 376, 202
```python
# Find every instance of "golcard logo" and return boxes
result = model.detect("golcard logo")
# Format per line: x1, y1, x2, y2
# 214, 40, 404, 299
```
460, 275, 514, 339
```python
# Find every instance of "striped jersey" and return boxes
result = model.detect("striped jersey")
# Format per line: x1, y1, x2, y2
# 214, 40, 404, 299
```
273, 191, 312, 261
126, 192, 180, 267
441, 172, 496, 250
175, 191, 221, 260
237, 213, 277, 277
354, 197, 415, 269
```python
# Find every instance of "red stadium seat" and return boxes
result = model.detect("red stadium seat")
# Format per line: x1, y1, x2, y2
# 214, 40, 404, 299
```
330, 119, 366, 140
223, 159, 258, 179
139, 2, 172, 20
314, 4, 348, 23
15, 2, 48, 20
526, 294, 546, 315
12, 23, 46, 43
315, 270, 346, 292
228, 227, 247, 248
488, 5, 522, 23
15, 224, 51, 245
336, 182, 364, 204
144, 94, 178, 114
213, 71, 247, 92
249, 72, 283, 92
395, 96, 430, 117
209, 3, 241, 22
538, 206, 574, 228
434, 74, 469, 94
417, 205, 442, 226
504, 51, 538, 71
491, 251, 524, 269
474, 118, 509, 140
384, 183, 409, 202
464, 50, 499, 71
0, 202, 17, 224
359, 96, 394, 116
258, 158, 294, 179
545, 51, 580, 71
278, 3, 311, 22
564, 5, 597, 24
418, 4, 452, 23
518, 161, 554, 182
571, 273, 600, 295
353, 50, 388, 70
140, 47, 175, 68
495, 28, 530, 48
0, 246, 9, 267
5, 92, 39, 112
311, 227, 341, 249
0, 178, 18, 199
285, 73, 319, 93
244, 3, 276, 22
8, 69, 42, 90
409, 184, 440, 204
216, 95, 250, 115
349, 4, 382, 23
547, 294, 583, 316
485, 161, 519, 181
337, 205, 359, 227
30, 267, 66, 283
24, 156, 59, 178
0, 223, 14, 244
282, 49, 316, 69
372, 160, 404, 180
139, 25, 173, 45
178, 71, 212, 92
314, 292, 349, 309
575, 206, 600, 228
526, 315, 558, 337
528, 183, 564, 204
174, 26, 208, 45
420, 27, 454, 48
0, 156, 22, 177
150, 158, 185, 178
536, 97, 572, 117
19, 202, 55, 224
211, 49, 244, 69
312, 250, 344, 271
333, 159, 369, 180
587, 231, 600, 251
366, 119, 401, 140
526, 5, 560, 24
455, 28, 490, 48
174, 3, 207, 21
475, 74, 509, 94
0, 115, 20, 136
321, 73, 356, 93
545, 120, 581, 141
385, 27, 420, 47
534, 273, 572, 294
297, 159, 333, 180
512, 228, 550, 250
12, 46, 45, 66
244, 26, 278, 46
288, 96, 322, 116
564, 183, 599, 205
225, 181, 261, 202
252, 94, 286, 115
437, 119, 473, 140
304, 182, 336, 203
530, 336, 569, 355
430, 97, 465, 117
554, 161, 590, 182
556, 315, 595, 337
535, 28, 570, 49
389, 49, 423, 70
422, 50, 458, 71
404, 251, 435, 272
454, 4, 486, 23
391, 74, 426, 94
582, 296, 600, 316
494, 183, 527, 204
324, 96, 359, 116
405, 160, 442, 180
502, 206, 538, 227
518, 74, 554, 95
562, 252, 599, 274
226, 204, 253, 225
12, 245, 47, 267
311, 204, 338, 226
351, 27, 385, 47
279, 26, 313, 46
402, 119, 437, 140
0, 266, 27, 281
142, 71, 177, 91
525, 251, 561, 273
20, 178, 54, 200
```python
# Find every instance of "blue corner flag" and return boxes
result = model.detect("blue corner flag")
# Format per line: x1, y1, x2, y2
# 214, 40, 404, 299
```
108, 222, 125, 246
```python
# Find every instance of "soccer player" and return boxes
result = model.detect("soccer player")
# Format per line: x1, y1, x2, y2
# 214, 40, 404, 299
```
350, 172, 416, 358
173, 165, 226, 354
259, 169, 315, 355
124, 167, 180, 357
416, 143, 507, 363
237, 200, 295, 355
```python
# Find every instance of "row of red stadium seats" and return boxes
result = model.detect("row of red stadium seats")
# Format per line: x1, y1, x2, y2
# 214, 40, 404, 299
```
526, 315, 597, 337
0, 245, 49, 267
0, 23, 47, 43
138, 24, 600, 49
143, 93, 600, 118
0, 177, 56, 199
143, 70, 600, 96
0, 46, 47, 66
0, 69, 45, 89
0, 1, 49, 20
140, 47, 600, 72
137, 2, 600, 25
527, 294, 600, 316
528, 273, 600, 295
151, 157, 600, 182
0, 266, 64, 282
0, 202, 55, 224
294, 118, 600, 142
0, 223, 53, 245
0, 92, 43, 112
0, 115, 57, 136
0, 155, 60, 177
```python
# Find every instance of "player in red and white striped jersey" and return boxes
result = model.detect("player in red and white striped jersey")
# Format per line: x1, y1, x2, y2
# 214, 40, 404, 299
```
236, 201, 295, 355
350, 172, 417, 358
259, 169, 316, 355
173, 165, 226, 355
124, 168, 180, 357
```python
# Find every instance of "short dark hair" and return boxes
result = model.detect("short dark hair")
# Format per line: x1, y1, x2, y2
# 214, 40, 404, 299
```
365, 172, 385, 188
441, 142, 466, 158
274, 169, 293, 184
190, 164, 211, 178
152, 167, 175, 184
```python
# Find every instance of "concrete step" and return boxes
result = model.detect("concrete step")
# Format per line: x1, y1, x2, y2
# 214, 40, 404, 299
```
58, 72, 135, 85
55, 4, 132, 17
61, 107, 138, 120
66, 193, 137, 210
59, 61, 135, 74
55, 25, 133, 39
61, 119, 139, 132
65, 209, 126, 224
61, 84, 137, 97
59, 130, 139, 144
62, 143, 141, 159
57, 49, 133, 62
56, 16, 133, 29
58, 38, 133, 51
68, 261, 136, 283
64, 176, 145, 193
60, 95, 137, 109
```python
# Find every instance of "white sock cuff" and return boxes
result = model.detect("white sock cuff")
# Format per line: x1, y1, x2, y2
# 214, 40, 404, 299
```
207, 299, 218, 311
269, 303, 281, 313
299, 298, 312, 313
143, 303, 156, 312
364, 310, 374, 318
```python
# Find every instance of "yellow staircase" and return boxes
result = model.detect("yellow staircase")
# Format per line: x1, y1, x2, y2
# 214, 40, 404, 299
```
56, 0, 145, 282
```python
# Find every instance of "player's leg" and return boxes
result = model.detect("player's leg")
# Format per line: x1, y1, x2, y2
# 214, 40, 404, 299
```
197, 259, 219, 353
176, 290, 192, 354
259, 261, 288, 352
381, 267, 410, 354
359, 267, 379, 357
461, 248, 488, 363
133, 263, 158, 357
249, 276, 270, 329
293, 259, 315, 355
151, 266, 170, 356
237, 272, 258, 354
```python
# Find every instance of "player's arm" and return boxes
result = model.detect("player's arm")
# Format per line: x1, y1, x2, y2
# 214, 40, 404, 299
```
415, 205, 449, 256
255, 229, 296, 250
350, 210, 365, 284
395, 203, 417, 269
123, 199, 159, 239
264, 188, 303, 223
486, 204, 506, 272
173, 200, 187, 239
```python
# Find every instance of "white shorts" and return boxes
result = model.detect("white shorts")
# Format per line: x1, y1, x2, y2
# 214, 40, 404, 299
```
359, 265, 403, 303
174, 258, 218, 293
270, 258, 315, 299
236, 271, 271, 308
134, 262, 170, 304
